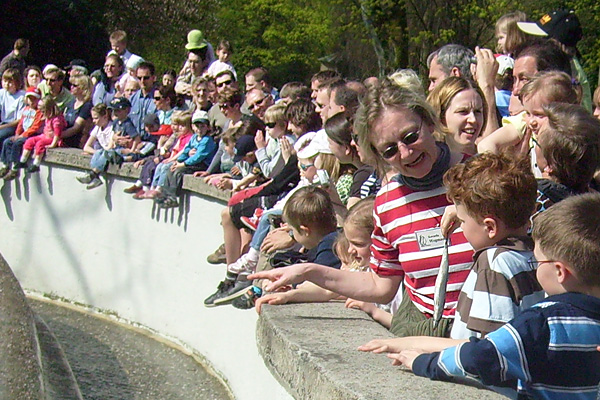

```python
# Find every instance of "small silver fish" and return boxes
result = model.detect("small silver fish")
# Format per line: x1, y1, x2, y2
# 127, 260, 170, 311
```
432, 236, 450, 330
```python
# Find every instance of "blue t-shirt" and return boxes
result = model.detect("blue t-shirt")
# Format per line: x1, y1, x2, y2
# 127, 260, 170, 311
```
306, 230, 341, 269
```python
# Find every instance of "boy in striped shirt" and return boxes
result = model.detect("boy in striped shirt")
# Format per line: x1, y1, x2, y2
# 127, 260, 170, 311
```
394, 193, 600, 399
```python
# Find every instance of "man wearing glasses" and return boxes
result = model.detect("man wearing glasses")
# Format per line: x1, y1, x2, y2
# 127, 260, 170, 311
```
245, 88, 273, 121
129, 61, 157, 137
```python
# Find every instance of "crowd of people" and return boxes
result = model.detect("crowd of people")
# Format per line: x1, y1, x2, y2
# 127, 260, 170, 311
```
2, 7, 600, 399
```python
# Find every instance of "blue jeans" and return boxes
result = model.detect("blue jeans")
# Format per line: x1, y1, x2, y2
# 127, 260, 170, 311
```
1, 136, 26, 165
0, 125, 17, 153
151, 162, 173, 188
90, 150, 109, 171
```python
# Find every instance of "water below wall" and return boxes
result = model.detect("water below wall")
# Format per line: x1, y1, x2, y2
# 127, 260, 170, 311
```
30, 299, 232, 400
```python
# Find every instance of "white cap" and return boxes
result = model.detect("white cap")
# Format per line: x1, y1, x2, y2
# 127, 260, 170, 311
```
496, 55, 515, 75
192, 109, 209, 123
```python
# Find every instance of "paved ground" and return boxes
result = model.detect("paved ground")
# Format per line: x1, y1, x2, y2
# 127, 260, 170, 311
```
30, 299, 232, 400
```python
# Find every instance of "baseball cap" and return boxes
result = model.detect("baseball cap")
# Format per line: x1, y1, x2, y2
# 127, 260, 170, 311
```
233, 135, 257, 162
108, 96, 131, 110
25, 87, 41, 99
517, 9, 583, 47
192, 110, 210, 124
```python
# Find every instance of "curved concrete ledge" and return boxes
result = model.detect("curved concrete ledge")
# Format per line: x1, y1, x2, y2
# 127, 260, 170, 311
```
0, 150, 506, 400
259, 302, 506, 399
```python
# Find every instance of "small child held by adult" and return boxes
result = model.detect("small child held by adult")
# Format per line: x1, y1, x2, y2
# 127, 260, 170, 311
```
394, 193, 600, 400
16, 96, 66, 173
1, 87, 43, 180
107, 96, 140, 163
205, 186, 341, 307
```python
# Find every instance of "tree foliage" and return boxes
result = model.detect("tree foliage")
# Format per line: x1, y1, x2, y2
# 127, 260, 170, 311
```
1, 0, 598, 88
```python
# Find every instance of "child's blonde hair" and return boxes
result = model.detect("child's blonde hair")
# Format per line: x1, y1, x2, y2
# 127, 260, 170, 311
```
171, 110, 192, 130
39, 96, 60, 119
495, 11, 528, 54
343, 197, 375, 234
263, 104, 286, 125
520, 71, 581, 105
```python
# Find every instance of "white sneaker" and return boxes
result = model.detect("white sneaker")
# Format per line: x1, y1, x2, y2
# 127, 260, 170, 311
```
227, 253, 258, 275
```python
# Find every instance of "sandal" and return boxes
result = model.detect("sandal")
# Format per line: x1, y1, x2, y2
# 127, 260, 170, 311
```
158, 196, 179, 209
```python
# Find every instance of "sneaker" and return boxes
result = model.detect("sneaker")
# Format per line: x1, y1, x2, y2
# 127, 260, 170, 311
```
240, 208, 264, 232
158, 196, 179, 208
232, 286, 262, 310
3, 170, 19, 181
205, 277, 253, 307
0, 167, 8, 177
207, 243, 226, 264
124, 184, 142, 194
142, 189, 161, 199
76, 173, 94, 184
228, 253, 258, 275
14, 161, 26, 169
86, 177, 103, 190
26, 165, 40, 173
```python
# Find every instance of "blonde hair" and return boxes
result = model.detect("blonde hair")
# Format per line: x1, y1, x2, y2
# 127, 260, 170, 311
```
39, 96, 60, 118
263, 103, 286, 125
171, 110, 192, 130
520, 71, 581, 105
317, 153, 341, 182
388, 69, 425, 97
495, 11, 528, 54
69, 75, 92, 102
343, 197, 374, 233
354, 78, 441, 174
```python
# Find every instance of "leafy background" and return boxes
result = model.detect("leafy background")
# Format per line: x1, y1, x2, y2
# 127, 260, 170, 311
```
2, 0, 599, 88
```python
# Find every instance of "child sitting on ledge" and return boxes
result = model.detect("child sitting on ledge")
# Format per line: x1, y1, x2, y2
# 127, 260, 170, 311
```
16, 96, 66, 174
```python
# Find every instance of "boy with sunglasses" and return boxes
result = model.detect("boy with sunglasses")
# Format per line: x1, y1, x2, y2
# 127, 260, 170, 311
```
255, 104, 296, 178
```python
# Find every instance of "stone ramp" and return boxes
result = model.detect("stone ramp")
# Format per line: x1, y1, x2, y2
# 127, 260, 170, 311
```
0, 253, 82, 399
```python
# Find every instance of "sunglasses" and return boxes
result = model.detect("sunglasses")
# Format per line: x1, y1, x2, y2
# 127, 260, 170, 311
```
47, 78, 61, 83
216, 79, 233, 88
299, 163, 314, 171
265, 122, 277, 129
137, 76, 152, 81
219, 103, 231, 110
70, 83, 79, 88
378, 121, 423, 159
248, 97, 267, 111
154, 96, 163, 101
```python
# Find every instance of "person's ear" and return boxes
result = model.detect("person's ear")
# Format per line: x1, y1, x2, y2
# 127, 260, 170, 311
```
555, 261, 575, 285
298, 225, 311, 237
450, 67, 461, 77
482, 216, 499, 240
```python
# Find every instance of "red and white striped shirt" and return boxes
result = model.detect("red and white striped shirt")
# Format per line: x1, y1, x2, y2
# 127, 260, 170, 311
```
371, 181, 473, 318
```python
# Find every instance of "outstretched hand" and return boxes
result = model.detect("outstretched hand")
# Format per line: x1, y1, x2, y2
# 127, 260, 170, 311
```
386, 349, 424, 370
247, 264, 308, 293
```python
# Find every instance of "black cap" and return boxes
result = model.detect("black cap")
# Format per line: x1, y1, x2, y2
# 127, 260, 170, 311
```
517, 9, 582, 47
233, 135, 257, 162
64, 59, 88, 70
108, 96, 131, 110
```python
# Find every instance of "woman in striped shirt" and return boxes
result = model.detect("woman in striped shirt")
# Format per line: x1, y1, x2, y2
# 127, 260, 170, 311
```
249, 78, 474, 337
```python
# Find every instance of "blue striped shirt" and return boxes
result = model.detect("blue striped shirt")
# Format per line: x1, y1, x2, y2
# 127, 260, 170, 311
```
413, 292, 600, 399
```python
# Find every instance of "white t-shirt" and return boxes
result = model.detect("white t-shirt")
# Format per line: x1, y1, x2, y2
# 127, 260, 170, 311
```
0, 88, 25, 123
90, 122, 115, 150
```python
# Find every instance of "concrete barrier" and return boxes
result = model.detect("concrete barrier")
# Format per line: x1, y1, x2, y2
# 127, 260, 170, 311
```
0, 148, 506, 400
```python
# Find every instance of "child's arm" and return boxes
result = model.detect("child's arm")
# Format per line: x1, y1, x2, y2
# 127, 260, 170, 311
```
477, 124, 521, 154
232, 173, 258, 191
345, 299, 392, 328
128, 135, 141, 152
82, 135, 98, 155
255, 281, 344, 313
48, 118, 64, 148
358, 336, 467, 354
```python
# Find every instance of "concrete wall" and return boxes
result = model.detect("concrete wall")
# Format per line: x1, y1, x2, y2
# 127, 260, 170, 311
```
0, 149, 291, 400
0, 149, 507, 400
